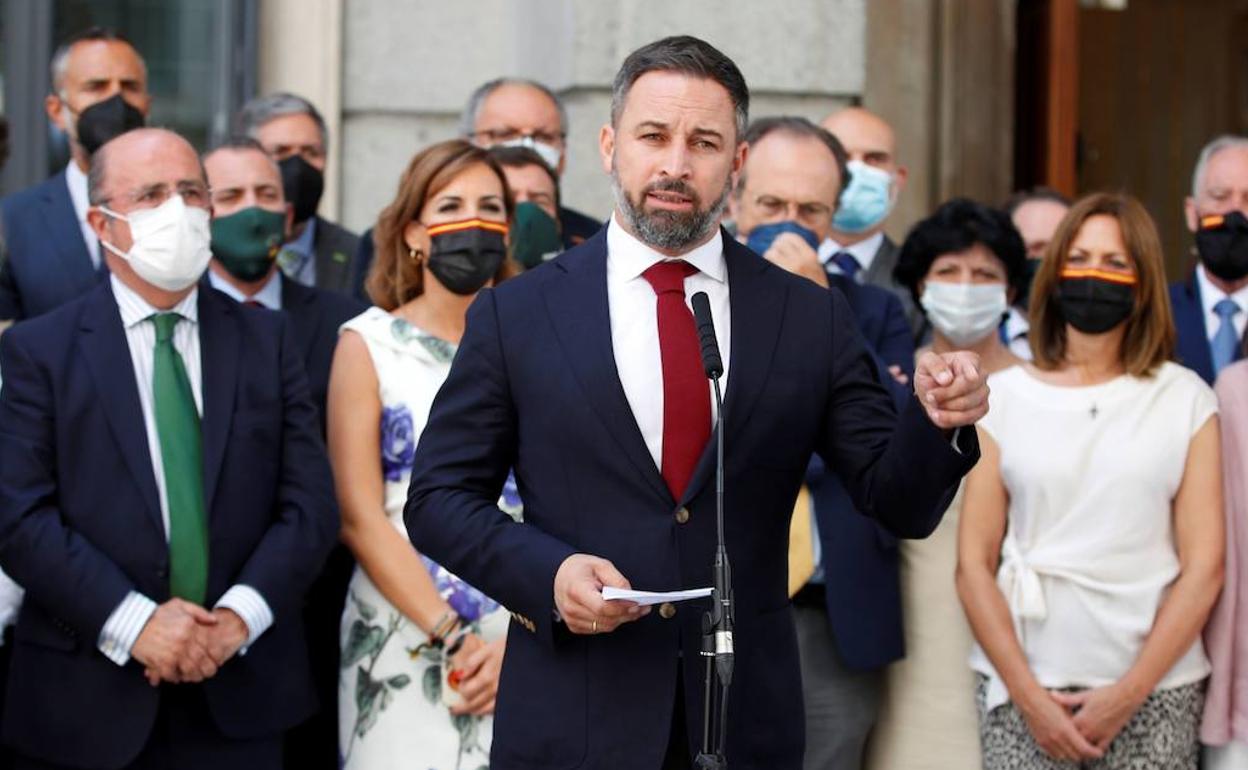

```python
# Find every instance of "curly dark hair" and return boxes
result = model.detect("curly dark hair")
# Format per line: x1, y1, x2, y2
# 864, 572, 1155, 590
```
893, 197, 1028, 308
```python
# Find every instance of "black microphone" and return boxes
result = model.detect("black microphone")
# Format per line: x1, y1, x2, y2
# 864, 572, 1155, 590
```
690, 292, 723, 379
691, 291, 733, 767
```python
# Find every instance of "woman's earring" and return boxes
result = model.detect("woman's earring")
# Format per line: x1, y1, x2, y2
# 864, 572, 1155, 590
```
409, 247, 423, 263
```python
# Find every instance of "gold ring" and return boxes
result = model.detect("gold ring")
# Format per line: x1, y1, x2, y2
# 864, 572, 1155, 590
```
592, 619, 599, 634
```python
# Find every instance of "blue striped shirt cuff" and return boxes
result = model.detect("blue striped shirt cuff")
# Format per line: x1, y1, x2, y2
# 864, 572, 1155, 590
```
215, 584, 273, 654
97, 591, 158, 666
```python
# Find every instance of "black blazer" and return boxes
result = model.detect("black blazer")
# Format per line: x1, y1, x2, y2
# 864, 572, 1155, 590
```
405, 226, 977, 769
280, 275, 366, 431
0, 283, 338, 768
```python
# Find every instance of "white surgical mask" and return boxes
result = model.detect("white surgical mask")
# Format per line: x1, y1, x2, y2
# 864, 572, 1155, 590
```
499, 136, 562, 171
99, 195, 212, 292
920, 281, 1008, 347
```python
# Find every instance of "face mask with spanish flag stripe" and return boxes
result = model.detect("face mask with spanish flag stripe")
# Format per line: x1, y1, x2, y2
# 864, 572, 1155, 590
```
425, 218, 509, 296
1056, 266, 1137, 334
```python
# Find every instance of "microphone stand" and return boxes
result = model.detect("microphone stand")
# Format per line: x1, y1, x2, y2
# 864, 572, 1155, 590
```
691, 293, 733, 769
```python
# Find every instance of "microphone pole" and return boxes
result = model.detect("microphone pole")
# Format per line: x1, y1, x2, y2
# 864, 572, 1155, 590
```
691, 291, 733, 769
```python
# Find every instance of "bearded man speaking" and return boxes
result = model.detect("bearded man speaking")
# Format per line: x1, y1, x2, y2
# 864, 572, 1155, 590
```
405, 36, 988, 770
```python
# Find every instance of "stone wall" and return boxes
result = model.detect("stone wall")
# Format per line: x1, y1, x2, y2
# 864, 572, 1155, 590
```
335, 0, 866, 233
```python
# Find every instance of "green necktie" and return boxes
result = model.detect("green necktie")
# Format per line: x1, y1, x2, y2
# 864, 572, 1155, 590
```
150, 312, 209, 604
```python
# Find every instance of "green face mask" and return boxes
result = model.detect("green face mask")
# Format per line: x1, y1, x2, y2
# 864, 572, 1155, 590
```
210, 206, 287, 282
510, 201, 562, 269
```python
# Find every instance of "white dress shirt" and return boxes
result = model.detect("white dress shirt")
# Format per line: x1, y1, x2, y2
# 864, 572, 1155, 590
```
818, 231, 885, 280
1196, 263, 1248, 343
97, 276, 273, 666
606, 216, 731, 470
208, 267, 283, 310
64, 161, 101, 269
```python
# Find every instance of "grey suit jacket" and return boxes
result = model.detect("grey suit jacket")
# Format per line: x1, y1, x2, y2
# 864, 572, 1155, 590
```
311, 216, 362, 296
862, 235, 926, 343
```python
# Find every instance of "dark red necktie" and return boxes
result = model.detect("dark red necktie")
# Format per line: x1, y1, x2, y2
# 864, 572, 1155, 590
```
642, 260, 711, 501
242, 299, 264, 308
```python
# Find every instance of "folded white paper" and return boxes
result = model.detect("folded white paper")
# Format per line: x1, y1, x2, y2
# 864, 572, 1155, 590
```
601, 586, 714, 606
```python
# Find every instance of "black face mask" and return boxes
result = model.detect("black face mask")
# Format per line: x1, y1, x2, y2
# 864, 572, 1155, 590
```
425, 219, 508, 296
278, 155, 325, 225
74, 93, 145, 155
1055, 272, 1136, 334
1195, 211, 1248, 282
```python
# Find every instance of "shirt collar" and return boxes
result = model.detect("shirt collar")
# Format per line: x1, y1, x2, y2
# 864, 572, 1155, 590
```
1197, 263, 1248, 317
64, 161, 89, 223
207, 267, 283, 310
111, 274, 199, 329
606, 213, 726, 284
819, 230, 885, 272
283, 216, 318, 259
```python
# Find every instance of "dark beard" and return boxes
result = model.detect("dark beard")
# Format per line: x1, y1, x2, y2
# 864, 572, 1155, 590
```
611, 168, 731, 252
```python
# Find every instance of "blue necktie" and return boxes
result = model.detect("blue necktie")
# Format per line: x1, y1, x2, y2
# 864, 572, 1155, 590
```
1212, 298, 1241, 377
830, 251, 862, 282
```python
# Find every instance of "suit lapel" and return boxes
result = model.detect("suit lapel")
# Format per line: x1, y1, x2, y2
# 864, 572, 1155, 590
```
542, 231, 672, 504
862, 236, 896, 287
312, 217, 350, 293
280, 275, 318, 359
41, 171, 99, 296
1177, 277, 1215, 382
680, 238, 788, 505
77, 285, 163, 531
198, 290, 239, 516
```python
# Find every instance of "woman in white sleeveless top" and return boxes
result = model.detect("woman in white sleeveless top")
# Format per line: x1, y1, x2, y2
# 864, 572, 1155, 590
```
958, 193, 1224, 769
327, 140, 520, 769
866, 198, 1026, 770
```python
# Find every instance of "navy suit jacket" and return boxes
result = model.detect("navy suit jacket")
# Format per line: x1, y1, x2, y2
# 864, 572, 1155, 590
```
813, 274, 915, 670
1170, 274, 1247, 384
404, 227, 977, 769
0, 170, 103, 321
0, 282, 338, 768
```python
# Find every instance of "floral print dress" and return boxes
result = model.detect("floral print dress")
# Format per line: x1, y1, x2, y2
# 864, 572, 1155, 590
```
338, 307, 519, 770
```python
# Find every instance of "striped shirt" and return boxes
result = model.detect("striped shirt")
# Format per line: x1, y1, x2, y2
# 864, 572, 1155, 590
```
97, 275, 273, 666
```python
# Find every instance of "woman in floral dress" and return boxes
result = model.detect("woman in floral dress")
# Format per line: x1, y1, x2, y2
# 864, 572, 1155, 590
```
327, 140, 521, 769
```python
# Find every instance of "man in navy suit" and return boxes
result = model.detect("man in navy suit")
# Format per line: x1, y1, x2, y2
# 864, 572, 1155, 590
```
731, 115, 914, 770
0, 128, 337, 769
405, 37, 986, 769
0, 27, 150, 322
234, 93, 361, 297
202, 137, 363, 770
1171, 135, 1248, 384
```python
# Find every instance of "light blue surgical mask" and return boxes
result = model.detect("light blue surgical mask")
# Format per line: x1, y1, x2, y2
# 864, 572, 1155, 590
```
832, 160, 895, 234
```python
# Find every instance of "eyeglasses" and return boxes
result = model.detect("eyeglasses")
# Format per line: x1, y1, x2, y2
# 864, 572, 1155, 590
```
98, 181, 212, 212
473, 127, 566, 147
751, 195, 834, 228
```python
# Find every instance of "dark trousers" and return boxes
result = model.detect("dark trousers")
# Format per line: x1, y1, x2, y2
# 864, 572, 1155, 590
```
284, 543, 354, 769
15, 686, 281, 770
663, 661, 693, 770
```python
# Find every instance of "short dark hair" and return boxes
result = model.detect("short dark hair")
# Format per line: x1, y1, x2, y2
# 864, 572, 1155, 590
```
893, 197, 1028, 308
1001, 186, 1071, 217
50, 27, 145, 93
739, 116, 852, 205
611, 35, 749, 139
486, 145, 561, 208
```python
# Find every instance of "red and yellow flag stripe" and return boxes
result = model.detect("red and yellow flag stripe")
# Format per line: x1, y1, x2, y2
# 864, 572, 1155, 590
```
1059, 267, 1137, 286
426, 218, 509, 237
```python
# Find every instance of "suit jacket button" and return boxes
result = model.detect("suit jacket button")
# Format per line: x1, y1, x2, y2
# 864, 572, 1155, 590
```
659, 602, 676, 619
675, 507, 690, 524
